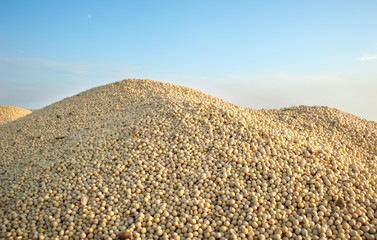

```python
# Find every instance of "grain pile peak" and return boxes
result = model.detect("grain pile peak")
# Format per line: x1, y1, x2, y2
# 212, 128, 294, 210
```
0, 79, 376, 240
0, 106, 32, 125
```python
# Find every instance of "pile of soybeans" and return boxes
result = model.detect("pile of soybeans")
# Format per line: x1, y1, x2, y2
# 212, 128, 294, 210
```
0, 106, 32, 125
1, 79, 377, 240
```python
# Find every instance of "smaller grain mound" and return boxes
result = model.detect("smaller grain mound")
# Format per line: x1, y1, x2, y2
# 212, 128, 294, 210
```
0, 106, 32, 125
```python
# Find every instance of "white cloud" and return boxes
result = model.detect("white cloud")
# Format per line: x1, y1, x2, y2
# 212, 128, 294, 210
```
161, 73, 377, 122
0, 57, 90, 75
0, 57, 139, 76
357, 54, 377, 61
264, 73, 343, 85
0, 57, 143, 108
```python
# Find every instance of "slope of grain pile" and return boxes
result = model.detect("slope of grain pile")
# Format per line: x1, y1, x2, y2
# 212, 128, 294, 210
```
0, 106, 32, 125
0, 79, 376, 240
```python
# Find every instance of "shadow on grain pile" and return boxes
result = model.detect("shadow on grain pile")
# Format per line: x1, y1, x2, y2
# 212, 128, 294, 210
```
0, 79, 376, 240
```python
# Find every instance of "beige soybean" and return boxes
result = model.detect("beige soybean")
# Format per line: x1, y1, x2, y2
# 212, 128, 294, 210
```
0, 79, 376, 239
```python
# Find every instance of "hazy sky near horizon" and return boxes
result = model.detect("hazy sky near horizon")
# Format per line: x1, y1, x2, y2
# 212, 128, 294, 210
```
1, 1, 377, 122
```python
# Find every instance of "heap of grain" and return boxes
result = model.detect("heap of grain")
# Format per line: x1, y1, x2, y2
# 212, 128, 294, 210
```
0, 79, 376, 240
0, 106, 32, 125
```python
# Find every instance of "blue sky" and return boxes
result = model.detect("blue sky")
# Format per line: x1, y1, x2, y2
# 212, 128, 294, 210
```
1, 1, 377, 122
